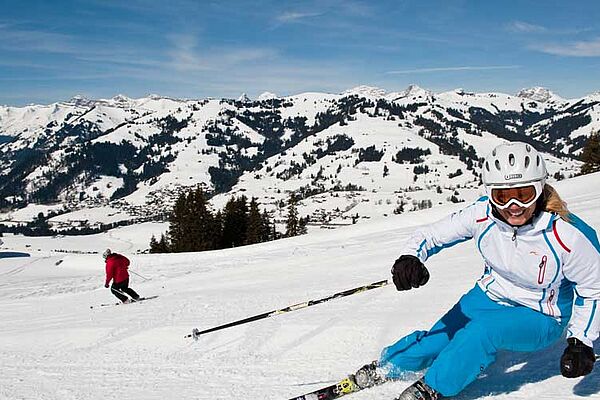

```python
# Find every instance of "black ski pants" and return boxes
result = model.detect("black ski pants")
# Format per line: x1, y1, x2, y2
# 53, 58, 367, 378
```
111, 278, 140, 302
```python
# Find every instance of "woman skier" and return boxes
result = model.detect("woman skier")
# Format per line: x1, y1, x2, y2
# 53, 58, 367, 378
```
377, 142, 599, 399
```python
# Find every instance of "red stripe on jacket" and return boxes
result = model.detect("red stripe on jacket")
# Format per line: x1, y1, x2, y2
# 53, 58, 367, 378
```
553, 220, 571, 253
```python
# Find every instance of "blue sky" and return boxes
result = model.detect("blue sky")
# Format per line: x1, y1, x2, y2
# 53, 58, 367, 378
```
1, 0, 599, 105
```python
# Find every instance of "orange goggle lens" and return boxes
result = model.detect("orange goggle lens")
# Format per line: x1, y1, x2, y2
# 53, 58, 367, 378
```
491, 185, 537, 207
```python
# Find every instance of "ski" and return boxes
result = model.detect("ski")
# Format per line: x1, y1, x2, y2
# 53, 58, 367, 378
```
134, 295, 159, 302
289, 376, 359, 400
289, 361, 385, 400
290, 355, 600, 400
90, 295, 159, 309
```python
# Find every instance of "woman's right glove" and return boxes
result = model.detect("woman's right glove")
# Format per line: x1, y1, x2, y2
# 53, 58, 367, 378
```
391, 255, 430, 291
560, 337, 595, 378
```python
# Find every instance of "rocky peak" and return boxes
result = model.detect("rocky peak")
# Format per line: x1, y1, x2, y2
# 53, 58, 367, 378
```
112, 94, 132, 103
516, 87, 562, 103
399, 84, 432, 99
67, 95, 95, 107
342, 85, 387, 98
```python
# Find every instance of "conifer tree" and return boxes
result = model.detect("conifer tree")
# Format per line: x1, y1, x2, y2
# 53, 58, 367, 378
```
158, 233, 170, 252
187, 187, 217, 251
149, 234, 159, 253
581, 131, 600, 175
261, 210, 274, 242
149, 233, 171, 253
298, 215, 308, 235
285, 193, 299, 237
151, 189, 280, 253
168, 192, 191, 252
245, 197, 262, 245
221, 195, 249, 247
213, 210, 223, 248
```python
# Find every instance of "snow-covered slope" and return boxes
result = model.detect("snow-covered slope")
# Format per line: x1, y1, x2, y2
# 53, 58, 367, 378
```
0, 172, 599, 399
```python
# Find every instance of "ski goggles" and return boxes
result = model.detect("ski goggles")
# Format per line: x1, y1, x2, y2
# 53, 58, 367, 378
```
487, 181, 544, 209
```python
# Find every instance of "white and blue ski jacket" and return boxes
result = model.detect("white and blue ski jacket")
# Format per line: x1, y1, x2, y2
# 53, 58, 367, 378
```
403, 197, 600, 347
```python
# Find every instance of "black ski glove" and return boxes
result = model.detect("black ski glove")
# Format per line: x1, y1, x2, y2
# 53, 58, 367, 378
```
391, 255, 430, 291
560, 337, 595, 378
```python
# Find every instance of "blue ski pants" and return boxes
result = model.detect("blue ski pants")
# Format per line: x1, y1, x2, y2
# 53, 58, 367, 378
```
379, 285, 565, 397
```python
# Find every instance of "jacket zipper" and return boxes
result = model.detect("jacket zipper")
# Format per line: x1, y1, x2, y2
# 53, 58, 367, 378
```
537, 255, 548, 284
547, 289, 556, 316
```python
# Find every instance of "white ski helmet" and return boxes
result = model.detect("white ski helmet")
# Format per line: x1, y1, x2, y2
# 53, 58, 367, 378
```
482, 142, 547, 187
102, 248, 112, 259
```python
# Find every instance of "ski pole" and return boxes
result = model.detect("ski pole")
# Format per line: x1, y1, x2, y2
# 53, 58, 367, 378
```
185, 279, 389, 340
129, 269, 150, 281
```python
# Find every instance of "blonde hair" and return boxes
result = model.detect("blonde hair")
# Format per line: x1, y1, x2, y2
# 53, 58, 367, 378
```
543, 184, 570, 221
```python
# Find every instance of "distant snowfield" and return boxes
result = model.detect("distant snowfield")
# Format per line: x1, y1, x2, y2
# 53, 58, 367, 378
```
0, 174, 599, 400
0, 222, 167, 255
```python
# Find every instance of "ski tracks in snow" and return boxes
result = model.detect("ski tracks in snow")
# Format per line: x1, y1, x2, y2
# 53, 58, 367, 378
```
0, 255, 47, 279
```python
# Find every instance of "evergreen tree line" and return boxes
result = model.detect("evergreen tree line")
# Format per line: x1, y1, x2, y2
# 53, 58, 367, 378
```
149, 188, 307, 253
581, 130, 600, 175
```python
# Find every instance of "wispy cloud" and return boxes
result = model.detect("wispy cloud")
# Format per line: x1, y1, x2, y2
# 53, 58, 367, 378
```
0, 72, 125, 82
506, 21, 547, 33
276, 11, 323, 23
0, 24, 152, 61
533, 38, 600, 57
0, 26, 78, 54
386, 65, 521, 74
272, 0, 373, 28
0, 59, 66, 70
192, 62, 359, 98
166, 34, 210, 72
506, 20, 595, 36
166, 33, 277, 72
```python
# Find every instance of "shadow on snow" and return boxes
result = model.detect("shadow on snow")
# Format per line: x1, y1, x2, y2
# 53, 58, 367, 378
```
456, 342, 600, 399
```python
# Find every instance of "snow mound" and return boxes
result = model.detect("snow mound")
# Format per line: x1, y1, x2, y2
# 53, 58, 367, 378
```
257, 92, 277, 101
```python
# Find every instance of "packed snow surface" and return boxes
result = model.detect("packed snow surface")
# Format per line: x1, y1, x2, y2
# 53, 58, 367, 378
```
1, 174, 599, 400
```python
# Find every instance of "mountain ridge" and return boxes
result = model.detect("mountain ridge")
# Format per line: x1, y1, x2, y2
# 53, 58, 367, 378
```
0, 85, 595, 228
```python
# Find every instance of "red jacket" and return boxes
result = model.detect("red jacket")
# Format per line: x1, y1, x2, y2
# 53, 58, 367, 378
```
105, 253, 130, 286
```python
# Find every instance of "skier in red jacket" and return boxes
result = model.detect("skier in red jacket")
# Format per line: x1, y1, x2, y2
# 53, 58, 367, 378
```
103, 249, 140, 303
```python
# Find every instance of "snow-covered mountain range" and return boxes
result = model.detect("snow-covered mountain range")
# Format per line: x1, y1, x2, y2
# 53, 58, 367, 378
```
0, 85, 597, 227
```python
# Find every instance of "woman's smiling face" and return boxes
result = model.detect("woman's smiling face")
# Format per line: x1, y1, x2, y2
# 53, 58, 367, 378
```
497, 201, 537, 226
